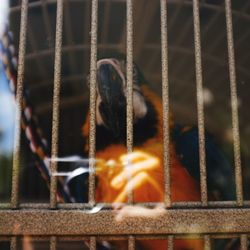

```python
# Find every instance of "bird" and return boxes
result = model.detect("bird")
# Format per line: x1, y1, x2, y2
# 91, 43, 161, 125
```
80, 55, 236, 250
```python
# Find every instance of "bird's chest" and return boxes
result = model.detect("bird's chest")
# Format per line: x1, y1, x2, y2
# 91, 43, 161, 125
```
95, 141, 200, 203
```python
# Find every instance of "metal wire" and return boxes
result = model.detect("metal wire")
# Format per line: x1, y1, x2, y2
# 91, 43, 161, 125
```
168, 235, 174, 250
225, 0, 244, 206
160, 0, 171, 207
128, 236, 135, 250
88, 0, 98, 206
50, 236, 56, 250
192, 0, 208, 206
50, 0, 64, 209
11, 0, 29, 209
10, 237, 17, 250
240, 234, 248, 250
204, 235, 211, 250
126, 0, 134, 204
89, 237, 96, 250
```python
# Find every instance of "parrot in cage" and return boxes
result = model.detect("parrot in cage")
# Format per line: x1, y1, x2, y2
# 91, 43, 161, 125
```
76, 55, 236, 250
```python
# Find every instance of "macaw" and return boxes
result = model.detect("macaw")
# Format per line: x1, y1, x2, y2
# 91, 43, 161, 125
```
78, 56, 235, 250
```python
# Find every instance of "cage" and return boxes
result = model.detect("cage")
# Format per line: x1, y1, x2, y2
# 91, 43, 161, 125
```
0, 0, 250, 249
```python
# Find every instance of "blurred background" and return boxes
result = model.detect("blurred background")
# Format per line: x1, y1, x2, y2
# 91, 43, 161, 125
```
0, 0, 250, 206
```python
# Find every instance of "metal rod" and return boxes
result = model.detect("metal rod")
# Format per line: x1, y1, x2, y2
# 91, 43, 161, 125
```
89, 237, 96, 250
50, 0, 64, 209
240, 234, 248, 250
160, 0, 171, 207
204, 235, 211, 250
2, 209, 250, 235
88, 0, 98, 205
192, 0, 208, 206
168, 235, 174, 250
50, 236, 56, 250
11, 0, 29, 209
126, 0, 134, 204
225, 0, 244, 206
128, 236, 135, 250
10, 237, 17, 250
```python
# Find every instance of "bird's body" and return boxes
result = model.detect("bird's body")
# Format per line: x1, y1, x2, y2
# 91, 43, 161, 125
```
81, 57, 234, 250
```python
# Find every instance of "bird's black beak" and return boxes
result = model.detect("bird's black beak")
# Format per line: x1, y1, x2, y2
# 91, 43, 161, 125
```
97, 61, 126, 137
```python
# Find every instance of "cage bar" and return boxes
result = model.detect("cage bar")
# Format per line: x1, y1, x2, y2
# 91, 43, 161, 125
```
240, 234, 248, 250
225, 0, 244, 206
50, 0, 64, 209
128, 236, 135, 250
204, 235, 211, 250
50, 236, 57, 250
192, 0, 208, 206
168, 235, 174, 250
126, 0, 134, 204
11, 0, 29, 209
88, 0, 98, 206
160, 0, 171, 207
10, 237, 17, 250
89, 237, 96, 250
1, 208, 250, 235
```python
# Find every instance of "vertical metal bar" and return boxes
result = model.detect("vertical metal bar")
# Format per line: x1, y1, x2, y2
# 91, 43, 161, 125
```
50, 236, 56, 250
11, 0, 28, 208
168, 235, 174, 250
225, 0, 244, 206
204, 235, 211, 250
89, 237, 96, 250
126, 0, 134, 204
88, 0, 98, 205
240, 234, 248, 250
126, 0, 133, 154
10, 237, 17, 250
192, 0, 208, 206
50, 0, 64, 209
160, 0, 171, 207
128, 236, 135, 250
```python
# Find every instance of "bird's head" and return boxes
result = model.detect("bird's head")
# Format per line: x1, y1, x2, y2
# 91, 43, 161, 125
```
83, 56, 170, 151
94, 57, 148, 137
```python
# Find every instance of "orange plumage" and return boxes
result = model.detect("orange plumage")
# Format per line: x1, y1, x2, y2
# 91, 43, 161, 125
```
83, 85, 204, 249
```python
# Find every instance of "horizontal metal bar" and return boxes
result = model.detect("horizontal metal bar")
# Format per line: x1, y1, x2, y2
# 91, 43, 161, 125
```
9, 0, 250, 24
0, 234, 249, 241
1, 208, 250, 235
2, 200, 250, 210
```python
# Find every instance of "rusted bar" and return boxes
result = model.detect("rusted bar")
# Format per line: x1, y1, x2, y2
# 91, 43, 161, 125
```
90, 237, 96, 250
192, 0, 208, 206
50, 0, 64, 209
88, 0, 98, 205
50, 236, 56, 250
168, 235, 174, 250
160, 0, 171, 207
225, 0, 244, 206
1, 209, 250, 235
11, 0, 29, 209
10, 237, 17, 250
126, 0, 134, 204
204, 235, 211, 250
126, 0, 133, 154
128, 236, 135, 250
240, 234, 248, 250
